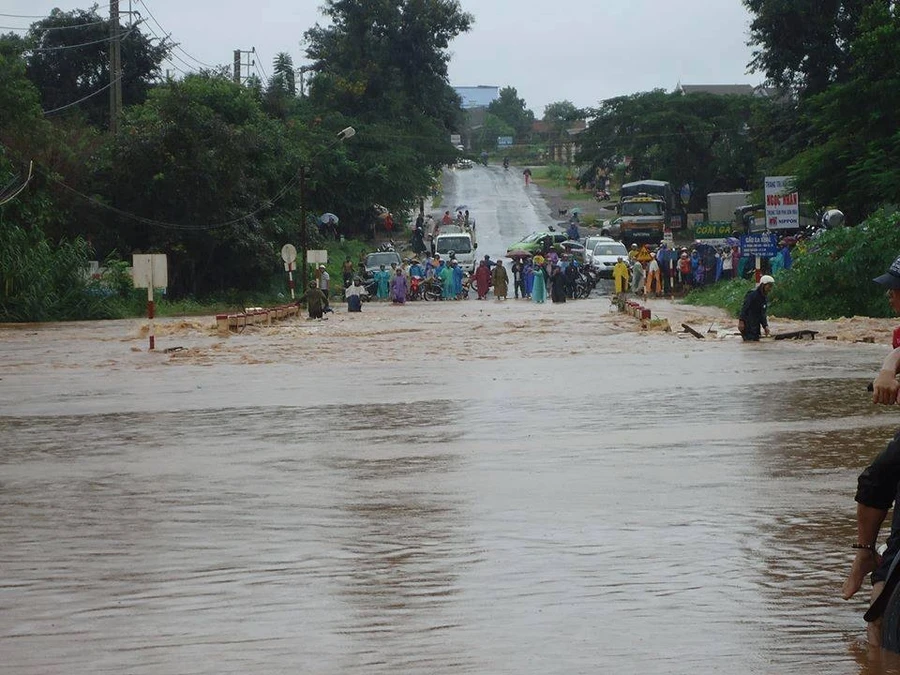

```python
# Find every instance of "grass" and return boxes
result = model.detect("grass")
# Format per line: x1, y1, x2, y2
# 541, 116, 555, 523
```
682, 278, 755, 316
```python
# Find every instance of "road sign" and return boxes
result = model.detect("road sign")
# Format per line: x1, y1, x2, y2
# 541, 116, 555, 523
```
281, 243, 297, 264
740, 233, 778, 258
497, 136, 513, 147
132, 254, 167, 351
307, 249, 328, 265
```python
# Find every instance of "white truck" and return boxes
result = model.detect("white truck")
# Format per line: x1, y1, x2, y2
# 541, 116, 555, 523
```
434, 226, 477, 273
707, 191, 751, 225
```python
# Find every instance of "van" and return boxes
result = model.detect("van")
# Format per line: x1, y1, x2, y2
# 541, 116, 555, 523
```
435, 229, 477, 272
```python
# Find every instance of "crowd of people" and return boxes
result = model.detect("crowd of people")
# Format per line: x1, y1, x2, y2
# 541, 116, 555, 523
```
611, 239, 795, 298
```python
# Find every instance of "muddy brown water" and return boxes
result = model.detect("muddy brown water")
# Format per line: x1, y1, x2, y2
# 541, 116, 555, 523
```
3, 166, 900, 674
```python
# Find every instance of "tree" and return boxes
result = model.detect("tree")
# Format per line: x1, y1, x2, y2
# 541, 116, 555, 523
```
488, 86, 534, 142
303, 0, 472, 223
785, 2, 900, 222
577, 90, 765, 212
97, 74, 302, 296
744, 0, 871, 97
22, 8, 168, 127
542, 100, 583, 128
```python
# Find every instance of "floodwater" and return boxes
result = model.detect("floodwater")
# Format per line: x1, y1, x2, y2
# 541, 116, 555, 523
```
2, 166, 900, 674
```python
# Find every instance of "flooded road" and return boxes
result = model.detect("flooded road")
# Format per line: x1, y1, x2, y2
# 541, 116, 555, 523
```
3, 167, 900, 673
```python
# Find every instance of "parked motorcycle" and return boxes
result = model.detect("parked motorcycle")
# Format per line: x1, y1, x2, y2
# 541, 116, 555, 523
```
421, 277, 443, 301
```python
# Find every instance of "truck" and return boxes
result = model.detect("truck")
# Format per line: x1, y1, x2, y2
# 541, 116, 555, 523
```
435, 226, 478, 272
617, 180, 675, 246
707, 191, 751, 225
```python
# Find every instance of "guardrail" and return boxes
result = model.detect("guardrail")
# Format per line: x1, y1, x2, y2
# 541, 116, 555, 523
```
215, 304, 300, 335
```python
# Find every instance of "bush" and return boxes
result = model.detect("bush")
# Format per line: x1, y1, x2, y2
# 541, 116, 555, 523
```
773, 210, 900, 319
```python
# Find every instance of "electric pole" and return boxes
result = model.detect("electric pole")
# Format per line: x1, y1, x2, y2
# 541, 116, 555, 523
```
109, 0, 122, 133
232, 48, 255, 85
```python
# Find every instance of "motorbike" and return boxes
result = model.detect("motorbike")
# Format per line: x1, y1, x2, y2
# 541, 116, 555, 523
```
361, 277, 378, 301
502, 158, 510, 170
407, 275, 423, 301
421, 276, 444, 301
377, 240, 395, 252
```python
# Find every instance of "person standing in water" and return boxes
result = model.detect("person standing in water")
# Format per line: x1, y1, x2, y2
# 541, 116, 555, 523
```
531, 255, 547, 304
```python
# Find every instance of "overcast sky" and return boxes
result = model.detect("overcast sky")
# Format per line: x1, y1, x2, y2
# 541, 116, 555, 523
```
4, 0, 763, 116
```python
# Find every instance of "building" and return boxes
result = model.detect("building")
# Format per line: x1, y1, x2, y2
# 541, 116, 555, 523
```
674, 83, 776, 98
453, 85, 500, 110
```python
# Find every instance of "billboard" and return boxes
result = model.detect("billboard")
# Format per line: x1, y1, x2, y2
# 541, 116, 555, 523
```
764, 176, 800, 230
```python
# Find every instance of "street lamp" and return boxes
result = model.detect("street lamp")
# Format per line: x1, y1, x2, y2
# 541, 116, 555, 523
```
300, 127, 356, 290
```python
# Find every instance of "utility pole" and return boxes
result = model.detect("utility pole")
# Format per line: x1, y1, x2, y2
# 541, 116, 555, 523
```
233, 48, 255, 85
109, 0, 122, 133
299, 167, 308, 291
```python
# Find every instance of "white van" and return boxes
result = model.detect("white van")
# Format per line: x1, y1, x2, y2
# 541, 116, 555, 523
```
435, 228, 477, 272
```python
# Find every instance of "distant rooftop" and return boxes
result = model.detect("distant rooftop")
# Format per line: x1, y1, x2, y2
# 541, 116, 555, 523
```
675, 83, 775, 97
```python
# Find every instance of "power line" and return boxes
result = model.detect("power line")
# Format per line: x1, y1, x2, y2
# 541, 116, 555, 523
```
254, 47, 269, 83
1, 19, 109, 31
32, 157, 304, 231
136, 0, 215, 69
32, 26, 137, 51
42, 75, 124, 115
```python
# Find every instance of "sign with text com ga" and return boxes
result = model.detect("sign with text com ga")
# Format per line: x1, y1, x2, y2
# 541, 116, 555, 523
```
695, 221, 733, 239
740, 233, 778, 258
764, 175, 800, 229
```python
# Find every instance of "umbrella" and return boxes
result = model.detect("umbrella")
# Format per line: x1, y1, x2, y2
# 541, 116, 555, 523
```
726, 236, 740, 247
319, 212, 339, 225
454, 204, 469, 212
506, 250, 532, 259
570, 207, 582, 215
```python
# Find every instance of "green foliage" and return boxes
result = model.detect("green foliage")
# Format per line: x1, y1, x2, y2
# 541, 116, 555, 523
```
744, 0, 869, 96
577, 90, 763, 212
683, 278, 756, 316
488, 86, 535, 142
773, 210, 900, 319
783, 3, 900, 224
0, 220, 129, 321
22, 7, 168, 127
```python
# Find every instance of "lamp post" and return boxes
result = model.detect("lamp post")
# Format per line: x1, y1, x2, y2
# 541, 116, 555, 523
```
300, 126, 356, 291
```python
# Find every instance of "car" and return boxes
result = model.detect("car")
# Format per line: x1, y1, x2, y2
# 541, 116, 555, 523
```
455, 158, 474, 169
364, 251, 402, 277
583, 234, 615, 257
600, 218, 623, 239
506, 231, 569, 255
589, 239, 629, 278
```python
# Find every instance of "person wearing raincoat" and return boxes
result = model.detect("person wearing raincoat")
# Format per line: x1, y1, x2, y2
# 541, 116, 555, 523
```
492, 261, 509, 300
531, 255, 547, 304
523, 260, 534, 298
374, 264, 391, 300
439, 261, 454, 300
613, 257, 630, 295
300, 281, 327, 319
390, 268, 408, 304
630, 260, 645, 295
451, 261, 464, 298
474, 260, 492, 300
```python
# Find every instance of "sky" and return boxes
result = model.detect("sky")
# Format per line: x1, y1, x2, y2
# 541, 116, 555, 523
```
3, 0, 763, 117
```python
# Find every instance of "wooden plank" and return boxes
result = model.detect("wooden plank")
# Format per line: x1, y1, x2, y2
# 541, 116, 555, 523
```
681, 323, 705, 339
773, 329, 818, 341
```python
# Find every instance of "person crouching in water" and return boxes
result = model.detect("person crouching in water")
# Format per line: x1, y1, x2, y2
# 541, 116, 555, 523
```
300, 280, 327, 319
738, 275, 774, 341
345, 277, 364, 312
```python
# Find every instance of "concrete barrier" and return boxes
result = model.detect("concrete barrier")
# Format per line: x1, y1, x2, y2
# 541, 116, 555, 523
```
216, 304, 300, 335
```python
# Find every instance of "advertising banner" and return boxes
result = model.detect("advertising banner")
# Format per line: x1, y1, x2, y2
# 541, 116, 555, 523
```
764, 176, 800, 230
695, 221, 733, 246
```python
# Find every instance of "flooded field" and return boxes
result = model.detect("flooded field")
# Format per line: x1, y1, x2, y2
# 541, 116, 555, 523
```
3, 165, 900, 673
